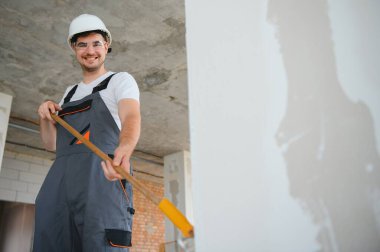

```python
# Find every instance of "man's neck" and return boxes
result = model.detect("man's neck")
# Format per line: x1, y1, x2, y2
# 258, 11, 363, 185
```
82, 68, 108, 84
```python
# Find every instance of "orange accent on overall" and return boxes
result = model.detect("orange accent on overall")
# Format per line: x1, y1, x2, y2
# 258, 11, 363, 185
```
109, 241, 131, 248
59, 106, 91, 117
119, 179, 130, 202
76, 131, 90, 144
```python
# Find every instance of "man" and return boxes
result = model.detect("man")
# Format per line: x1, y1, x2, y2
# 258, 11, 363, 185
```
34, 14, 140, 252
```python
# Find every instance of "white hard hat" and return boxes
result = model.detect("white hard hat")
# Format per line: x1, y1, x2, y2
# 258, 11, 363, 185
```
67, 14, 112, 49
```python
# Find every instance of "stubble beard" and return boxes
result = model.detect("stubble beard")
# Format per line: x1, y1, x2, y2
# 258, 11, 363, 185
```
80, 58, 105, 73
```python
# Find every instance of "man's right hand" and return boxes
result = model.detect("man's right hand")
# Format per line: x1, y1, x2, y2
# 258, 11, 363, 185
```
38, 101, 61, 122
38, 101, 61, 151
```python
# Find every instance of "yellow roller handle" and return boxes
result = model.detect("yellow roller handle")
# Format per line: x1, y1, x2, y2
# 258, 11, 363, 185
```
51, 113, 194, 238
159, 198, 194, 238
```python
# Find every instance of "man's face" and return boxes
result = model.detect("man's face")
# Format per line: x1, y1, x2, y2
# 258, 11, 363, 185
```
73, 32, 109, 73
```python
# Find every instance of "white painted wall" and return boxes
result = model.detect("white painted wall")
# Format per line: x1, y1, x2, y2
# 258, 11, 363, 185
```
185, 0, 380, 251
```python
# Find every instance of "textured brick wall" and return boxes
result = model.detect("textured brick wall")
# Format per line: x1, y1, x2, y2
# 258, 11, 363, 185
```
132, 179, 165, 252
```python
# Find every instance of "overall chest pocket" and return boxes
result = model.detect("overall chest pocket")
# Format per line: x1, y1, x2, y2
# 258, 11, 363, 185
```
57, 99, 93, 146
59, 99, 92, 118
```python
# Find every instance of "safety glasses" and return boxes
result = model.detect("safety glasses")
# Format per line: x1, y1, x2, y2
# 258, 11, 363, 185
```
74, 40, 107, 50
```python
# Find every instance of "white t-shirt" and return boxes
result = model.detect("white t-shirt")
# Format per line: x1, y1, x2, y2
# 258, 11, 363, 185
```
59, 71, 140, 129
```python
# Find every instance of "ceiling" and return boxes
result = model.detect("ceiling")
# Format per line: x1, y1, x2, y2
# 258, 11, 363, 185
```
0, 0, 189, 165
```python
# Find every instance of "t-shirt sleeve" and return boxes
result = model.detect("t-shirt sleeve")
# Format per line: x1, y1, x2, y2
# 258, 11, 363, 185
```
113, 72, 140, 103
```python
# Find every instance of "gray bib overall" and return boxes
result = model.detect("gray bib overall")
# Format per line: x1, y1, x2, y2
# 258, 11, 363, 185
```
34, 74, 134, 252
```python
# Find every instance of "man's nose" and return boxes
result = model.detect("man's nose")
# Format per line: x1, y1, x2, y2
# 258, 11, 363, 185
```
85, 44, 96, 53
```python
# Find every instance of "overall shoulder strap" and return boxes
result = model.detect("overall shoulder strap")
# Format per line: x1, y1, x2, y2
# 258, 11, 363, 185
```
92, 73, 117, 94
63, 85, 78, 104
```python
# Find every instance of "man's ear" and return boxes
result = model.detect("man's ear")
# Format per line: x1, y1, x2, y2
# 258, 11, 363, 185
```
105, 42, 109, 54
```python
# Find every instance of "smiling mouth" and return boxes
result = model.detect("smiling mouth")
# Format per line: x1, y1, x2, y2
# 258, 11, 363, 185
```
84, 56, 99, 62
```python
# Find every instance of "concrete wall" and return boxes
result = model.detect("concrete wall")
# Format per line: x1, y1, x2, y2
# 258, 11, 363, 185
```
185, 0, 380, 251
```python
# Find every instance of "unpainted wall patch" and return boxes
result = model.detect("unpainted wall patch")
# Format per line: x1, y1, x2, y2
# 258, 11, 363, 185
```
38, 86, 57, 96
159, 18, 186, 49
109, 40, 128, 54
143, 68, 171, 88
169, 96, 176, 101
163, 17, 183, 29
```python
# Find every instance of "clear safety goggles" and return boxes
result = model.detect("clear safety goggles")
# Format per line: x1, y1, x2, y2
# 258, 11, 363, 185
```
74, 40, 107, 50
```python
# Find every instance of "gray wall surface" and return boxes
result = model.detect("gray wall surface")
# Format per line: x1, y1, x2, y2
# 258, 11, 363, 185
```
186, 0, 380, 251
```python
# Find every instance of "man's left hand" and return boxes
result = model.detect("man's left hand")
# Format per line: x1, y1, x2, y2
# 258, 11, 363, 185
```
101, 145, 131, 181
